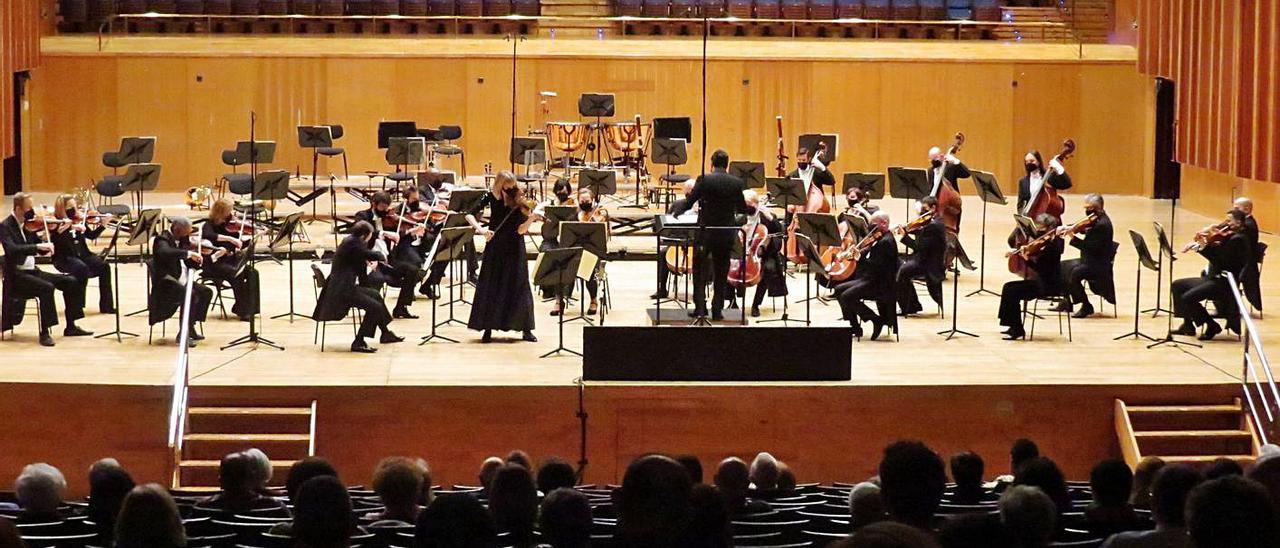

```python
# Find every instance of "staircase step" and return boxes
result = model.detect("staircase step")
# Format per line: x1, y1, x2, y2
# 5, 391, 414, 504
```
189, 407, 312, 415
180, 459, 300, 468
1135, 430, 1255, 457
187, 407, 314, 435
1156, 455, 1257, 466
184, 433, 311, 441
1126, 404, 1244, 431
1134, 430, 1252, 439
178, 459, 299, 488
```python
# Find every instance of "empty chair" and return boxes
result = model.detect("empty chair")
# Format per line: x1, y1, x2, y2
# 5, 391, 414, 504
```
204, 0, 233, 14
401, 0, 428, 15
221, 146, 255, 197
431, 125, 467, 180
754, 0, 780, 18
641, 0, 667, 17
372, 0, 400, 14
614, 0, 642, 15
970, 0, 998, 20
890, 0, 918, 19
810, 0, 834, 19
484, 0, 512, 15
781, 0, 807, 19
918, 0, 944, 19
862, 0, 888, 18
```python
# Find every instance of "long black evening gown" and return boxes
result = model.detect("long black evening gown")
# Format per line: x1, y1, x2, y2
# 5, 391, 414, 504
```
467, 193, 536, 332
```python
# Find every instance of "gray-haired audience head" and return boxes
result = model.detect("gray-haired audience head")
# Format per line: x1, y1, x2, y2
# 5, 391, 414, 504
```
478, 457, 504, 490
749, 452, 781, 491
244, 448, 273, 490
1000, 485, 1056, 548
15, 463, 66, 518
848, 481, 886, 530
170, 216, 193, 237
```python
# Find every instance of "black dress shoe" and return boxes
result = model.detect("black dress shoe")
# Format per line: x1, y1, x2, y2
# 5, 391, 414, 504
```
351, 340, 377, 353
850, 324, 864, 339
649, 290, 669, 300
750, 306, 761, 318
1072, 305, 1095, 319
39, 331, 55, 347
392, 308, 419, 320
481, 330, 493, 343
688, 308, 708, 318
550, 307, 562, 317
63, 326, 93, 337
189, 330, 205, 341
711, 311, 725, 321
380, 331, 405, 344
1198, 322, 1222, 341
1002, 327, 1026, 341
238, 314, 254, 322
522, 331, 538, 343
870, 319, 886, 341
1171, 322, 1197, 337
101, 307, 117, 315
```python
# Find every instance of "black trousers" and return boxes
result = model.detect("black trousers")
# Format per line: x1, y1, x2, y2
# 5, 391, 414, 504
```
55, 255, 113, 311
12, 269, 80, 330
896, 261, 942, 314
350, 286, 392, 338
833, 277, 889, 324
205, 261, 259, 316
693, 233, 735, 313
1172, 276, 1235, 326
998, 278, 1045, 329
186, 284, 214, 325
1061, 259, 1110, 307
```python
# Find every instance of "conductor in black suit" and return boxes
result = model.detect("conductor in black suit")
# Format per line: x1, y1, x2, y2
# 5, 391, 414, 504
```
671, 149, 746, 320
895, 196, 947, 315
1054, 193, 1116, 318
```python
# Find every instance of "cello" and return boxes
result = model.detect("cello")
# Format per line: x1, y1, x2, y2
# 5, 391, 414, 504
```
727, 220, 768, 288
935, 132, 965, 234
1025, 138, 1075, 222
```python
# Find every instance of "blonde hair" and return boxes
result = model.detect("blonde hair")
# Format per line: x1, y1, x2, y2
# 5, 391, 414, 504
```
11, 192, 32, 210
495, 171, 519, 206
53, 194, 76, 217
209, 198, 234, 224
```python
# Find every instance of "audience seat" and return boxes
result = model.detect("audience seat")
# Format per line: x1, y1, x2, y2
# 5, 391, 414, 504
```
890, 0, 919, 19
946, 0, 971, 19
511, 0, 538, 15
700, 0, 724, 17
149, 0, 178, 13
231, 0, 259, 13
484, 0, 513, 16
971, 0, 999, 20
204, 0, 233, 14
289, 0, 317, 13
457, 0, 483, 17
117, 0, 148, 13
260, 0, 288, 14
780, 0, 807, 20
754, 0, 780, 18
919, 0, 944, 19
316, 0, 345, 15
176, 0, 205, 13
641, 0, 668, 18
835, 0, 860, 17
428, 0, 456, 15
615, 0, 642, 16
401, 0, 429, 15
810, 0, 834, 19
726, 0, 751, 17
862, 0, 888, 18
670, 0, 697, 17
372, 0, 400, 14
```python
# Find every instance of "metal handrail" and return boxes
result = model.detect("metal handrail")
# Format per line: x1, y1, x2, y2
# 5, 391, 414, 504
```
167, 264, 196, 487
1226, 271, 1276, 446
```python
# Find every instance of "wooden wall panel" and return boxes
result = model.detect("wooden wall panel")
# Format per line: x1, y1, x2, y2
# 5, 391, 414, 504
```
28, 55, 1150, 202
1, 0, 44, 189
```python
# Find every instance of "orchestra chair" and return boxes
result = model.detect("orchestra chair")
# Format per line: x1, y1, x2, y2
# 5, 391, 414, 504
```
102, 141, 135, 176
651, 138, 690, 208
0, 260, 42, 342
310, 264, 361, 352
431, 126, 467, 181
94, 177, 133, 220
1025, 293, 1072, 342
221, 145, 255, 197
316, 125, 351, 182
199, 274, 235, 321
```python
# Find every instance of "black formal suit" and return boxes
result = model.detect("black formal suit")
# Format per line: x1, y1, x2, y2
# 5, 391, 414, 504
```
1060, 212, 1117, 308
1016, 169, 1073, 214
749, 213, 788, 309
200, 220, 260, 317
998, 236, 1064, 331
834, 230, 899, 327
51, 222, 113, 313
929, 161, 971, 198
354, 208, 424, 312
1173, 232, 1251, 327
1241, 215, 1264, 311
312, 234, 392, 339
671, 169, 746, 314
0, 215, 79, 332
148, 231, 213, 327
896, 217, 947, 314
656, 197, 692, 296
786, 164, 836, 193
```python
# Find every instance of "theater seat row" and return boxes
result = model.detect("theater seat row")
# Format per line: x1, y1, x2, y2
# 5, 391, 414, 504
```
60, 0, 539, 22
615, 0, 1005, 20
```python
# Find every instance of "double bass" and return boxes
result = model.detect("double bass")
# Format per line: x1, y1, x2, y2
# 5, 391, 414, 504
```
1025, 138, 1075, 221
935, 132, 965, 234
784, 140, 833, 264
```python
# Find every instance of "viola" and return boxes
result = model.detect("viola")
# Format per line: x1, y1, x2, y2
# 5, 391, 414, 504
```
728, 221, 769, 288
1182, 220, 1236, 253
894, 210, 935, 235
823, 224, 886, 283
1007, 213, 1095, 278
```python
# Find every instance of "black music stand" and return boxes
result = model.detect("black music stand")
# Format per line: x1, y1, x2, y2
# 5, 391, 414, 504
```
558, 221, 609, 325
123, 208, 164, 318
387, 137, 426, 182
448, 188, 487, 216
297, 125, 333, 222
540, 205, 578, 253
269, 212, 309, 322
966, 170, 1007, 298
94, 220, 137, 341
535, 246, 587, 358
222, 171, 289, 352
577, 170, 618, 203
842, 172, 886, 203
1144, 221, 1176, 317
653, 117, 692, 141
766, 176, 806, 313
729, 162, 766, 190
1147, 221, 1199, 349
887, 167, 931, 224
1115, 230, 1159, 341
115, 137, 156, 166
938, 234, 979, 340
790, 212, 843, 325
578, 93, 615, 167
119, 163, 162, 215
651, 214, 698, 321
420, 226, 474, 344
378, 121, 419, 149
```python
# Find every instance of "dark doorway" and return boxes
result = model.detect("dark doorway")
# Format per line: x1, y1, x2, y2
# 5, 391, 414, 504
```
1153, 77, 1181, 200
3, 72, 31, 195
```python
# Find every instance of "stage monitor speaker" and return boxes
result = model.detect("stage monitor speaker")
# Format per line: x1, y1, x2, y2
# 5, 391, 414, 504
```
583, 326, 852, 381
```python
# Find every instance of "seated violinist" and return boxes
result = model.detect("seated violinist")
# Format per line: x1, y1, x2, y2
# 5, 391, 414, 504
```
312, 221, 403, 353
1234, 197, 1264, 313
0, 193, 85, 346
1052, 194, 1116, 318
998, 213, 1064, 341
742, 190, 786, 318
51, 194, 115, 316
832, 211, 897, 340
402, 185, 450, 302
551, 188, 610, 317
895, 197, 947, 316
1171, 209, 1251, 341
202, 199, 260, 322
355, 192, 427, 319
150, 216, 213, 348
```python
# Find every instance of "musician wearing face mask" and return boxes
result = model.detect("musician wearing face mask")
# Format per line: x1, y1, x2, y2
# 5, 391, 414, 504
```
550, 188, 610, 316
202, 198, 260, 322
832, 211, 897, 340
895, 196, 947, 316
652, 180, 697, 301
788, 147, 835, 201
313, 221, 403, 353
50, 195, 115, 316
0, 193, 85, 346
1016, 150, 1072, 218
738, 190, 786, 318
1171, 210, 1251, 341
1051, 193, 1115, 318
1234, 197, 1264, 313
670, 149, 747, 320
150, 216, 214, 348
998, 213, 1064, 341
926, 145, 969, 234
465, 171, 540, 343
354, 192, 427, 319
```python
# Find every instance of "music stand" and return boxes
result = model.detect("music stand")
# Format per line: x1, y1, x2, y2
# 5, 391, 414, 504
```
1144, 221, 1176, 317
653, 117, 692, 141
558, 221, 609, 324
447, 188, 487, 216
387, 137, 426, 178
966, 170, 1007, 297
510, 137, 548, 189
297, 126, 334, 223
534, 246, 587, 358
94, 221, 137, 341
541, 205, 578, 249
420, 226, 474, 344
842, 172, 886, 202
1115, 230, 1158, 341
936, 233, 979, 340
221, 171, 288, 351
578, 93, 615, 167
788, 213, 843, 325
842, 212, 870, 240
765, 176, 806, 318
117, 137, 156, 165
119, 163, 161, 214
1147, 221, 1198, 349
122, 208, 164, 318
377, 121, 418, 149
577, 170, 618, 203
887, 167, 931, 223
269, 212, 309, 322
728, 162, 766, 190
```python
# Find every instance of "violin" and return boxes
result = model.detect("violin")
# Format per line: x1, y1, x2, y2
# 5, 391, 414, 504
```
1182, 220, 1236, 253
23, 207, 72, 233
1007, 213, 1095, 278
226, 216, 257, 236
894, 210, 935, 235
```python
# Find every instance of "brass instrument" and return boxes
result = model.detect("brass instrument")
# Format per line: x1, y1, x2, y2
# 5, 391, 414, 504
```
185, 186, 213, 210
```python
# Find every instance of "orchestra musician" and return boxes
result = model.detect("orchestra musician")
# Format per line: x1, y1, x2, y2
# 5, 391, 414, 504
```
670, 149, 747, 321
201, 199, 261, 322
998, 213, 1064, 340
1053, 194, 1116, 318
50, 195, 115, 316
1234, 197, 1264, 313
895, 196, 947, 316
832, 211, 898, 340
354, 192, 427, 319
1017, 150, 1072, 219
843, 187, 878, 226
742, 190, 787, 318
926, 143, 970, 234
465, 171, 540, 343
651, 180, 697, 301
787, 146, 835, 201
0, 193, 86, 346
550, 188, 609, 317
417, 170, 480, 290
312, 220, 403, 353
536, 179, 577, 301
1171, 209, 1251, 341
149, 216, 214, 348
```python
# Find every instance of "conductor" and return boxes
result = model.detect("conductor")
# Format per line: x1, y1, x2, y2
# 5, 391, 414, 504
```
670, 149, 746, 320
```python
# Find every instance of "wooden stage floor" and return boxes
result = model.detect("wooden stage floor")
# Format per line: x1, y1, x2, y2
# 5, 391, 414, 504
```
0, 194, 1273, 389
